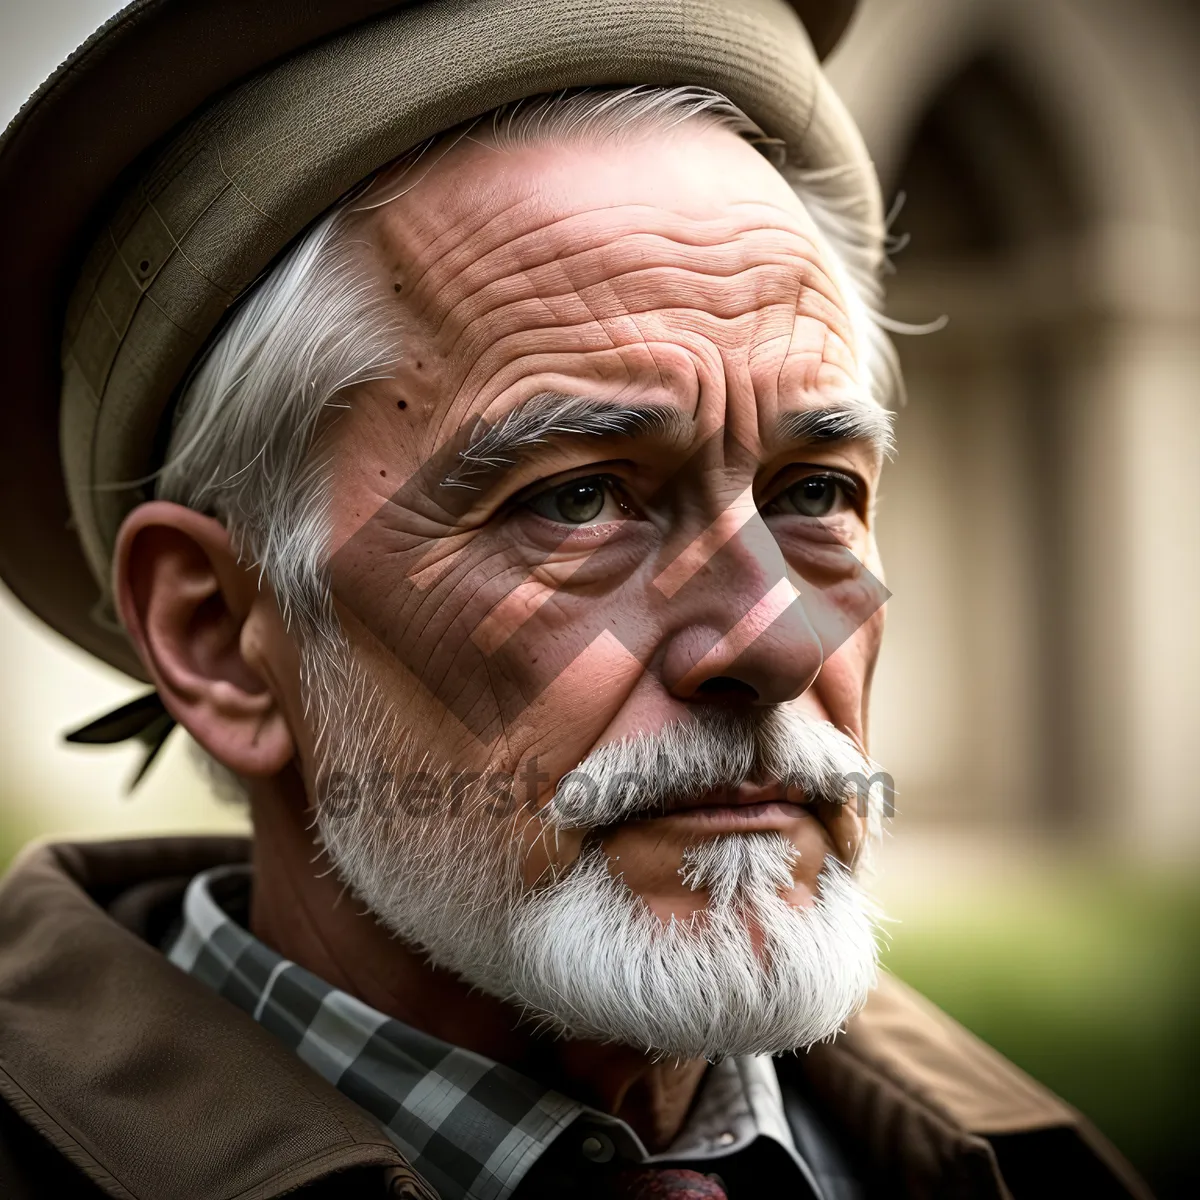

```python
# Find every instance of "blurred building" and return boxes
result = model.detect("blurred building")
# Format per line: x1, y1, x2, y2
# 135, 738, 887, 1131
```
830, 0, 1200, 857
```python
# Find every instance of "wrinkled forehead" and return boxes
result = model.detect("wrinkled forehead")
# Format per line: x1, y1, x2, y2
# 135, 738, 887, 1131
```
375, 121, 816, 233
330, 123, 875, 474
359, 122, 843, 329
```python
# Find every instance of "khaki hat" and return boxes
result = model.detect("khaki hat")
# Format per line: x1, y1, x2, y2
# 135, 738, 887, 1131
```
0, 0, 871, 681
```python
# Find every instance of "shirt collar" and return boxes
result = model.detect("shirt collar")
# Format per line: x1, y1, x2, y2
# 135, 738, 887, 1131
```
168, 864, 819, 1200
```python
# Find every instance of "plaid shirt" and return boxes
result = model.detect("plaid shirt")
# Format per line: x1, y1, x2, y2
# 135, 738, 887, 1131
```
168, 865, 843, 1200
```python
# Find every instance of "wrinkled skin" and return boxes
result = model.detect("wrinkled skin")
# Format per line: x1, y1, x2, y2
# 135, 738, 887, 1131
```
115, 123, 888, 1144
321, 125, 886, 922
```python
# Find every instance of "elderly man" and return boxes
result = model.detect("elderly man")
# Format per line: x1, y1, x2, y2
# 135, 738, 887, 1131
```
0, 2, 1149, 1198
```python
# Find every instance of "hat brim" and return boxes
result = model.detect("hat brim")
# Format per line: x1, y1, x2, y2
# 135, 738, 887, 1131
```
0, 0, 857, 680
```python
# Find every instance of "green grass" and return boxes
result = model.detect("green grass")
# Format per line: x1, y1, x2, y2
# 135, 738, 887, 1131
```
881, 867, 1200, 1194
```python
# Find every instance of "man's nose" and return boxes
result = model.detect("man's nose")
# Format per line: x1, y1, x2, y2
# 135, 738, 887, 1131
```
656, 511, 823, 706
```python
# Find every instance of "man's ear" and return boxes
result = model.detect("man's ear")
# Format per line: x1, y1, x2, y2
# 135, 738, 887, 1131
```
113, 501, 297, 777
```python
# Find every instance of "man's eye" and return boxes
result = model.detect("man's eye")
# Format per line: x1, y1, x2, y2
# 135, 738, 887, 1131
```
526, 475, 627, 525
769, 474, 851, 518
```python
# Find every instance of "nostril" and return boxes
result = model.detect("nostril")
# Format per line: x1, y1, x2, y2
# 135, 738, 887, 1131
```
694, 676, 759, 702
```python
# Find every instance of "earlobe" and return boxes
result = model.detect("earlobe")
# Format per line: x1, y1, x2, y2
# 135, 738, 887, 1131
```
113, 501, 297, 778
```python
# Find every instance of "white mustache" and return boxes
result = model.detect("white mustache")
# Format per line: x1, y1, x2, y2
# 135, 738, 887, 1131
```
548, 707, 876, 830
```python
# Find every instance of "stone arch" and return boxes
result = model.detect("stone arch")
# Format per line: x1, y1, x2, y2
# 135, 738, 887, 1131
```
830, 0, 1199, 239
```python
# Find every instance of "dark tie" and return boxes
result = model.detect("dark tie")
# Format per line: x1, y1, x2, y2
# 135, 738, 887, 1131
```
613, 1168, 728, 1199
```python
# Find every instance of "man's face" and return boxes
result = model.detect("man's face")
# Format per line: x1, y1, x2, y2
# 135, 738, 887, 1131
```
299, 123, 889, 1052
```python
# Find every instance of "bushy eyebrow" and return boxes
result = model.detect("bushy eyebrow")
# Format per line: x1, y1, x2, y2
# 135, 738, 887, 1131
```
775, 404, 895, 460
436, 393, 894, 499
441, 392, 690, 491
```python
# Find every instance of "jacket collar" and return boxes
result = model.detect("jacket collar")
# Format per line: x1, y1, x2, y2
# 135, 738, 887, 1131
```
0, 836, 409, 1199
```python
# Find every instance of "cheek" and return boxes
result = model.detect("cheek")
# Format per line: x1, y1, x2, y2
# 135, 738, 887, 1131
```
812, 629, 878, 745
331, 545, 657, 828
500, 626, 649, 779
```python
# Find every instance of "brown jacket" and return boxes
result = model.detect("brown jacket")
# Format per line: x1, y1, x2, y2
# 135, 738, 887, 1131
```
0, 837, 1151, 1200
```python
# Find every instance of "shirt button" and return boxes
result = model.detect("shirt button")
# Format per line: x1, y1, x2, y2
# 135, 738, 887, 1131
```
382, 1166, 432, 1197
580, 1131, 616, 1163
715, 1131, 737, 1147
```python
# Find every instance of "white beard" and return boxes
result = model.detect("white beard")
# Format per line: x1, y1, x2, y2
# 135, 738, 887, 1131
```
503, 835, 880, 1057
308, 639, 883, 1059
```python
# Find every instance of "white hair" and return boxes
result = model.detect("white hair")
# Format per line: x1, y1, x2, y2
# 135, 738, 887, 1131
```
156, 85, 898, 626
